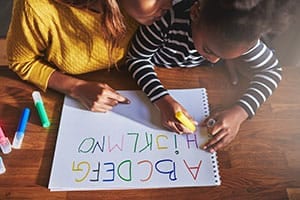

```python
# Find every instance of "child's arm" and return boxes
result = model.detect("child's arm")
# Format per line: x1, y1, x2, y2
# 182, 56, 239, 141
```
203, 40, 281, 152
126, 9, 195, 133
235, 40, 282, 118
126, 20, 169, 103
154, 95, 197, 134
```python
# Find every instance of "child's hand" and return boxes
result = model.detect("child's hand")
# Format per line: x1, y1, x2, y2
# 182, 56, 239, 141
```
154, 95, 196, 134
202, 105, 248, 153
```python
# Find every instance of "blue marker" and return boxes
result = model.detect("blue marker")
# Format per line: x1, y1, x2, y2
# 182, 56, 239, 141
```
12, 108, 30, 149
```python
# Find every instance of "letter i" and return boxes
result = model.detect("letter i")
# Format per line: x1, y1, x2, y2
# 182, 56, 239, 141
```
174, 135, 179, 155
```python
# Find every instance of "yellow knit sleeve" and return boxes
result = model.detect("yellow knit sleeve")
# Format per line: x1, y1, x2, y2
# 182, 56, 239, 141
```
7, 0, 55, 91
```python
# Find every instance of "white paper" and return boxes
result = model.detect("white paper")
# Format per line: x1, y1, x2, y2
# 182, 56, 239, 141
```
48, 88, 220, 191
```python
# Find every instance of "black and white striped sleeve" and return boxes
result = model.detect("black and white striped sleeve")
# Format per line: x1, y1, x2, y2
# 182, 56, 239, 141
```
126, 12, 172, 102
235, 40, 282, 118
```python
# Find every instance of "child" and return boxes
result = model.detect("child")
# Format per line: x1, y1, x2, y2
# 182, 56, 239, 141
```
126, 0, 293, 152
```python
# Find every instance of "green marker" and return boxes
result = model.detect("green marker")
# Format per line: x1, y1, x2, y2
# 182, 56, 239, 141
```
32, 91, 51, 128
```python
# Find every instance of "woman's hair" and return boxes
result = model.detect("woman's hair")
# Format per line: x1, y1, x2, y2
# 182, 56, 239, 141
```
198, 0, 295, 47
55, 0, 126, 67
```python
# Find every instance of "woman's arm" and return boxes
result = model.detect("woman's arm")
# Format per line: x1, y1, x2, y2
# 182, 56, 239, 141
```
7, 1, 129, 112
48, 71, 130, 112
7, 0, 55, 91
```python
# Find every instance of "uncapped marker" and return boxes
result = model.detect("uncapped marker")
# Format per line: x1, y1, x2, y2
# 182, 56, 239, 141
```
12, 108, 30, 149
32, 91, 50, 128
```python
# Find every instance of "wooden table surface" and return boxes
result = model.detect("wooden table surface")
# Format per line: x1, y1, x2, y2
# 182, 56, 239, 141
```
0, 65, 299, 200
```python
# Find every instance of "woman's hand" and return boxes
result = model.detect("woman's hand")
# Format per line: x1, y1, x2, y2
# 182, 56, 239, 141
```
48, 71, 129, 112
71, 80, 130, 112
202, 105, 248, 153
154, 95, 197, 134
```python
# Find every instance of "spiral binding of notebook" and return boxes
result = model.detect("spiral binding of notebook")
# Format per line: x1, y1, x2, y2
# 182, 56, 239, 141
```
200, 88, 209, 119
211, 152, 221, 185
200, 88, 221, 185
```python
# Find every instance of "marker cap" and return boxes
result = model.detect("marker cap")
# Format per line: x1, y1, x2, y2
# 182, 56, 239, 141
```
0, 138, 12, 154
32, 91, 43, 104
0, 126, 12, 154
0, 157, 6, 174
12, 132, 24, 149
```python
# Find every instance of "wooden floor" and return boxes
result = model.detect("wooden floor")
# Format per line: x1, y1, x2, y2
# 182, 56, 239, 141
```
0, 60, 300, 199
0, 39, 7, 66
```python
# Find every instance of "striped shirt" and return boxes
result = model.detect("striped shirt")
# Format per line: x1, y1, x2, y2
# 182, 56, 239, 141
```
126, 0, 282, 118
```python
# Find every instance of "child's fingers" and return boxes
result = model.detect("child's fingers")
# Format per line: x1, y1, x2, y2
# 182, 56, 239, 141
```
203, 129, 227, 151
175, 110, 197, 133
164, 120, 182, 134
181, 110, 198, 125
208, 138, 226, 153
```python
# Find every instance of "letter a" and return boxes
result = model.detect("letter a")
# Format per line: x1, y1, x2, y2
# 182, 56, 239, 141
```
183, 159, 202, 180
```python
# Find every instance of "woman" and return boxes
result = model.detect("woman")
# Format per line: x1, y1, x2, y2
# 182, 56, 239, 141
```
6, 0, 173, 112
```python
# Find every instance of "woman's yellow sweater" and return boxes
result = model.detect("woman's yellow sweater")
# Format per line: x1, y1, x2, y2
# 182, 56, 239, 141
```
7, 0, 138, 91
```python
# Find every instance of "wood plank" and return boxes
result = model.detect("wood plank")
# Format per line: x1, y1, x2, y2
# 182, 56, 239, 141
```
287, 188, 300, 200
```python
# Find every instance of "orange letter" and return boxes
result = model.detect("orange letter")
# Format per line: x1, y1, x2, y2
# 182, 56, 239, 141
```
137, 160, 153, 182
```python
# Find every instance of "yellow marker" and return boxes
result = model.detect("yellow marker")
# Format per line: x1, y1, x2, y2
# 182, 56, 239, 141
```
175, 111, 196, 132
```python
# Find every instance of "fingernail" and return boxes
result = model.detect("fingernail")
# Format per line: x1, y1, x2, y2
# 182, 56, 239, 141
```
203, 145, 207, 149
125, 99, 131, 104
120, 98, 130, 104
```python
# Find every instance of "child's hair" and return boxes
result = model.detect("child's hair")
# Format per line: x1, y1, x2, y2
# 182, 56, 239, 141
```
198, 0, 294, 47
55, 0, 126, 67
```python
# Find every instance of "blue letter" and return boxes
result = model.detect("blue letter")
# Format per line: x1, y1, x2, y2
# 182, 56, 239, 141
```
155, 159, 177, 181
103, 162, 115, 182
